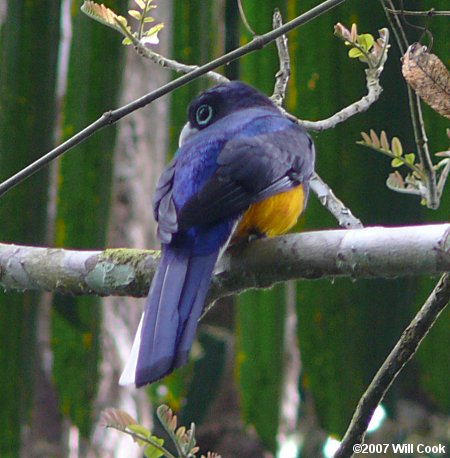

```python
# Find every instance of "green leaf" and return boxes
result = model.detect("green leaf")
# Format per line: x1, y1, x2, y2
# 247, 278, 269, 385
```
404, 153, 415, 164
391, 137, 403, 156
144, 437, 165, 458
356, 33, 374, 52
391, 157, 404, 168
348, 47, 364, 59
128, 9, 142, 20
128, 424, 152, 438
144, 23, 164, 37
135, 0, 146, 9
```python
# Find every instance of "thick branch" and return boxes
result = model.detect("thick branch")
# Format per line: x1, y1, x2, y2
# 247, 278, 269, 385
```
334, 272, 450, 458
1, 224, 449, 300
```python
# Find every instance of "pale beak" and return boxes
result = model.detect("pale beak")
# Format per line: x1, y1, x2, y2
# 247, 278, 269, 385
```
178, 122, 199, 147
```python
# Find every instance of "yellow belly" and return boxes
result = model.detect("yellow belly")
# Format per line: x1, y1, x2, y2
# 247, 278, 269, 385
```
234, 185, 305, 239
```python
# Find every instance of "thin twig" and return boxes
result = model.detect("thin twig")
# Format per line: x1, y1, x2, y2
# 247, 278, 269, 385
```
107, 425, 177, 458
237, 0, 256, 37
0, 0, 347, 199
309, 173, 363, 229
380, 0, 438, 209
436, 153, 450, 199
271, 8, 290, 107
385, 8, 450, 17
299, 76, 383, 132
334, 273, 450, 458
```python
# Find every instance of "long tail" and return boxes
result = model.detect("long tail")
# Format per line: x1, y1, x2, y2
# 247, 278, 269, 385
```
119, 246, 218, 387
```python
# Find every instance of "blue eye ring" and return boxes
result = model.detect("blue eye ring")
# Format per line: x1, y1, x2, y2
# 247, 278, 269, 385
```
195, 104, 213, 126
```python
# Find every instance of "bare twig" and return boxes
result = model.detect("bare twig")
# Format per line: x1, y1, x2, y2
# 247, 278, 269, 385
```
380, 0, 438, 209
309, 173, 363, 229
299, 76, 383, 132
237, 0, 256, 37
271, 8, 290, 107
334, 272, 450, 458
385, 7, 450, 17
0, 0, 347, 198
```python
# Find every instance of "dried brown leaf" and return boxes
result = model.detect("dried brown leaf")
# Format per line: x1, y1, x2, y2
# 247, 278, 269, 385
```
402, 43, 450, 119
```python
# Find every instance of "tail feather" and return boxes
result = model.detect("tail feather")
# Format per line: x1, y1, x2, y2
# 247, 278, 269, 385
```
119, 246, 219, 387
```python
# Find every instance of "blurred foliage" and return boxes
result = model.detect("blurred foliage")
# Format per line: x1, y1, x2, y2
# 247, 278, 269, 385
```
235, 1, 288, 452
51, 0, 127, 437
0, 1, 61, 456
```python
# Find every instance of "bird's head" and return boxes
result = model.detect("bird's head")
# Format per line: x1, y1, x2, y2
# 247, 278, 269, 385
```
178, 81, 277, 146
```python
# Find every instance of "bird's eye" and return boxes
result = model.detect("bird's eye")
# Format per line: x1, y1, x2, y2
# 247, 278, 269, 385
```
195, 104, 213, 126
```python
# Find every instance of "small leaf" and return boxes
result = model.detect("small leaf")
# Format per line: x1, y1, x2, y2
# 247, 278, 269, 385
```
334, 22, 351, 41
169, 415, 177, 432
122, 36, 133, 45
386, 171, 405, 189
348, 47, 364, 59
144, 23, 164, 37
144, 437, 165, 458
350, 23, 357, 42
157, 405, 177, 433
81, 1, 121, 32
128, 9, 142, 20
135, 0, 146, 9
380, 131, 389, 150
391, 137, 403, 156
176, 426, 186, 439
360, 131, 371, 144
128, 424, 152, 445
356, 33, 374, 52
391, 157, 403, 168
144, 16, 155, 23
100, 408, 137, 429
404, 153, 415, 164
370, 129, 380, 148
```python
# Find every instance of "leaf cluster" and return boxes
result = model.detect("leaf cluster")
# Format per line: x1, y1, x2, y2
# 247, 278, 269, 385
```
81, 0, 164, 46
100, 406, 220, 458
334, 23, 390, 72
358, 129, 450, 203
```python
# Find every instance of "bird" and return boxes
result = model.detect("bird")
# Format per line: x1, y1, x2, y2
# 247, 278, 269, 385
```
119, 81, 315, 387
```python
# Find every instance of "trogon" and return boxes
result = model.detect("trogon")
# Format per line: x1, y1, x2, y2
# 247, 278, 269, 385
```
120, 81, 315, 387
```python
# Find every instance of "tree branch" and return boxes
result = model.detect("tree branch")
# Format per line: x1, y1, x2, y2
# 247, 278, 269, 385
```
309, 173, 363, 229
299, 65, 384, 132
334, 272, 450, 458
1, 224, 449, 300
271, 9, 290, 107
